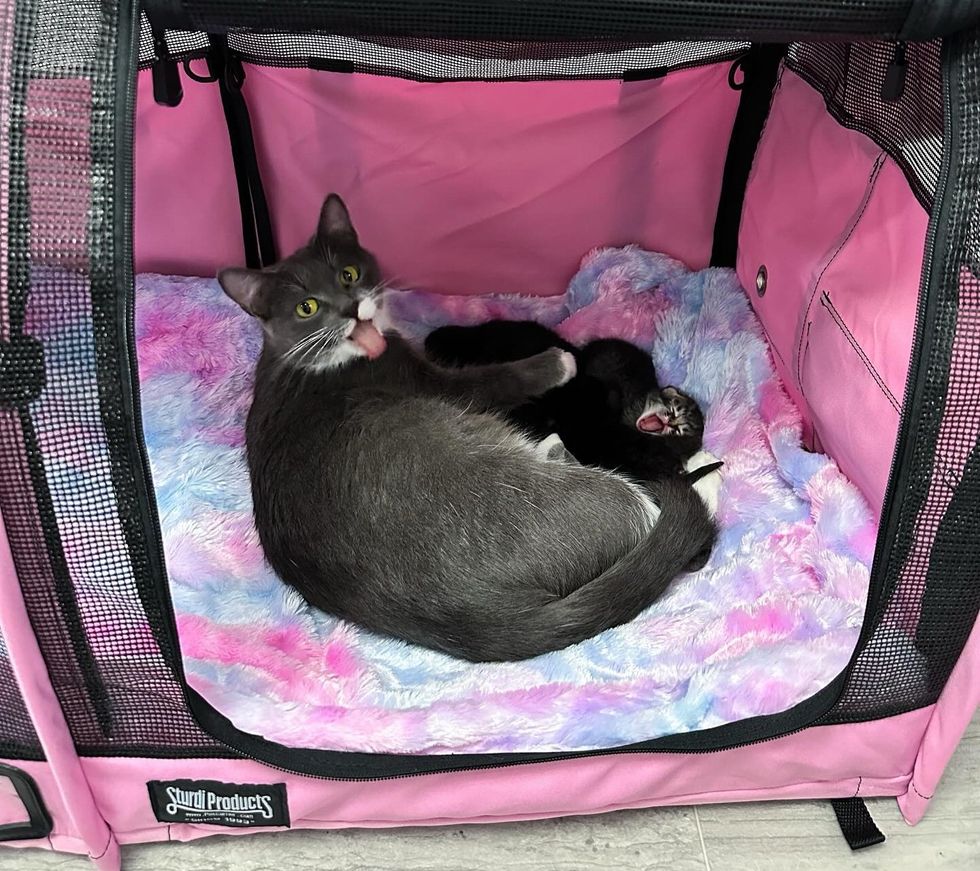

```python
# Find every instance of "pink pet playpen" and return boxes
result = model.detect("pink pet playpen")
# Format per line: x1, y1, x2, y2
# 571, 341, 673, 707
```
1, 1, 980, 867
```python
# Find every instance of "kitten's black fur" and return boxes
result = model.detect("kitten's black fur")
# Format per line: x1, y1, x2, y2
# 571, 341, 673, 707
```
426, 321, 707, 482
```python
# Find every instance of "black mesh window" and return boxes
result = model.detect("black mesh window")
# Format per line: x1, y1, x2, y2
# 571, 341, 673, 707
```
0, 0, 222, 756
0, 628, 42, 761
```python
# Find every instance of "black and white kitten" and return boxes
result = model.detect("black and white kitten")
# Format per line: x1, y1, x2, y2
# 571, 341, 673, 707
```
426, 321, 718, 484
218, 194, 717, 662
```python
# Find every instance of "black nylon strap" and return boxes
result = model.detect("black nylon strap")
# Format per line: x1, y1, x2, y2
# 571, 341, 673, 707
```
710, 45, 785, 268
206, 36, 277, 269
831, 798, 886, 850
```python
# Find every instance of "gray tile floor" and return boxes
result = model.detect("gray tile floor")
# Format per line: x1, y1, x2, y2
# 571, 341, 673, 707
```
4, 712, 977, 870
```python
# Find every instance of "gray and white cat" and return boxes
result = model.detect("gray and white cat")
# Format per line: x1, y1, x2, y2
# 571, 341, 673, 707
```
218, 194, 717, 661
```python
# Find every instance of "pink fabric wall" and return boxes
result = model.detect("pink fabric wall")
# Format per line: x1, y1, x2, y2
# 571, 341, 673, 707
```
900, 615, 980, 824
737, 68, 928, 518
62, 706, 932, 848
135, 63, 739, 294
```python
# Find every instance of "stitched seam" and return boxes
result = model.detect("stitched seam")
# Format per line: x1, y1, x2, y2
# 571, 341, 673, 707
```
796, 152, 887, 387
910, 780, 934, 801
90, 832, 112, 861
820, 293, 901, 412
853, 775, 863, 798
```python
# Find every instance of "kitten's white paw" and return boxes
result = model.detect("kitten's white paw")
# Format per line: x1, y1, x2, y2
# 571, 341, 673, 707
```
686, 450, 723, 518
557, 351, 577, 385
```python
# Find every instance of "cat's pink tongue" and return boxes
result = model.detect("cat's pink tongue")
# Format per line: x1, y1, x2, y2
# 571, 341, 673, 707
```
637, 413, 666, 433
350, 320, 387, 359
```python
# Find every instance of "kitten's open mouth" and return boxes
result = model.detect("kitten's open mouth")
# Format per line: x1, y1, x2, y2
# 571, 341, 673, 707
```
349, 320, 387, 359
636, 412, 670, 434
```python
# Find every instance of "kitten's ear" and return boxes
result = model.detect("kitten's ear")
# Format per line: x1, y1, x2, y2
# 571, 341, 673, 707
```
317, 193, 357, 242
217, 267, 269, 318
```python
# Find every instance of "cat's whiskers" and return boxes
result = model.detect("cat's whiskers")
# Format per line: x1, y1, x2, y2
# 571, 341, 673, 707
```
284, 327, 329, 359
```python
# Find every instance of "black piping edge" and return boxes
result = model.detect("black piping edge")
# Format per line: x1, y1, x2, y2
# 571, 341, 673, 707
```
207, 36, 277, 268
711, 44, 786, 267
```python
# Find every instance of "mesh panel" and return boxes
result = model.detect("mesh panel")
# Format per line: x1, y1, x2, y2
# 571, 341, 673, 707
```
137, 12, 210, 69
136, 17, 749, 80
227, 34, 748, 80
0, 0, 223, 756
825, 29, 980, 723
787, 40, 943, 208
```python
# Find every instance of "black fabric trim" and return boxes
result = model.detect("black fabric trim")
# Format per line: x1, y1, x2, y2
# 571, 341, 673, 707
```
207, 36, 277, 269
139, 1, 972, 42
710, 45, 785, 268
901, 1, 980, 41
830, 798, 885, 850
0, 764, 52, 842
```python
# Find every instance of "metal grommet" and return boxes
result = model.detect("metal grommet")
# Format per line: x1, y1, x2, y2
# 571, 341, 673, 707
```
755, 265, 768, 297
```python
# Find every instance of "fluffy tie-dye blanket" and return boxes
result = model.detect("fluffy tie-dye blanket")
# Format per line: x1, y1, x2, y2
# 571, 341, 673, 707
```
136, 248, 875, 754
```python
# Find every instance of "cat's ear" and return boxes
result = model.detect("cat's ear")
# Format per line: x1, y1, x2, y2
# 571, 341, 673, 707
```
317, 193, 357, 242
218, 267, 270, 318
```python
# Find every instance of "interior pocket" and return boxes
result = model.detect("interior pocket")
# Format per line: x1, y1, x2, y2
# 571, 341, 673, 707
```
798, 157, 928, 514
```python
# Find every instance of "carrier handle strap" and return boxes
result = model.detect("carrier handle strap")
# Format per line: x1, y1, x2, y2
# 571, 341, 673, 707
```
206, 35, 278, 269
710, 44, 785, 269
830, 797, 886, 850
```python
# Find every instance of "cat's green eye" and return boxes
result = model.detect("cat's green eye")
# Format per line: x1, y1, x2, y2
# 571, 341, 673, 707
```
295, 298, 319, 318
339, 265, 360, 287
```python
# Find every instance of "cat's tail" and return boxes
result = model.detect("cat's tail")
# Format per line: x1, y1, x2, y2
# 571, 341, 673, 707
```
474, 476, 717, 661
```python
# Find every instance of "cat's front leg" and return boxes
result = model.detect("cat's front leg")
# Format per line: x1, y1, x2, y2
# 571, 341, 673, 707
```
427, 348, 576, 411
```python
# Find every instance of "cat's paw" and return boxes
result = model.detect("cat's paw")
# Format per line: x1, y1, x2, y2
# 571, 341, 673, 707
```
523, 348, 576, 394
556, 351, 577, 385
